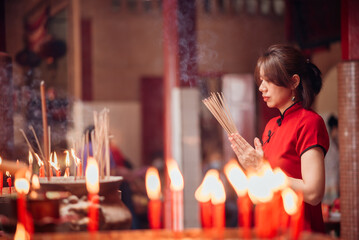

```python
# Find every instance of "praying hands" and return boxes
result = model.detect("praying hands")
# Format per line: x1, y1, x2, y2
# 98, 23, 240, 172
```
228, 133, 264, 171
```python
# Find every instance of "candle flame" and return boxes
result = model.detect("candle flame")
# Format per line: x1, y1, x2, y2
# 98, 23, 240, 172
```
0, 156, 2, 165
224, 159, 248, 197
194, 169, 218, 202
281, 187, 299, 215
34, 153, 43, 167
167, 159, 184, 191
15, 178, 30, 194
14, 223, 30, 240
28, 152, 33, 165
49, 153, 59, 170
272, 168, 288, 192
211, 176, 226, 204
54, 152, 59, 168
65, 150, 70, 167
6, 171, 10, 177
71, 149, 81, 166
86, 157, 99, 194
247, 162, 273, 203
31, 174, 40, 190
145, 167, 161, 200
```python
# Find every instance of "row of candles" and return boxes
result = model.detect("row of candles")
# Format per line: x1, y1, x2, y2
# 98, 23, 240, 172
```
0, 149, 83, 195
145, 159, 304, 239
8, 157, 100, 239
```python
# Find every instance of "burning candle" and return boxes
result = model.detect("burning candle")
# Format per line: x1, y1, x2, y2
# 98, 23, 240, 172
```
34, 153, 45, 178
145, 167, 162, 229
0, 157, 3, 195
71, 149, 82, 177
64, 150, 70, 177
211, 175, 226, 231
224, 159, 252, 237
53, 152, 61, 176
86, 157, 100, 232
14, 178, 30, 226
247, 163, 274, 239
195, 170, 216, 229
167, 159, 184, 232
6, 171, 12, 194
28, 152, 33, 176
271, 168, 289, 235
49, 153, 54, 177
282, 188, 304, 240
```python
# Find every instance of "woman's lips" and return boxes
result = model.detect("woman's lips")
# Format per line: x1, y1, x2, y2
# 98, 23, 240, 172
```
263, 97, 269, 102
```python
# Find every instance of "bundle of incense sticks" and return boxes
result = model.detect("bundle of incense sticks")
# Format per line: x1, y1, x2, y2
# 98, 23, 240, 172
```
202, 92, 238, 134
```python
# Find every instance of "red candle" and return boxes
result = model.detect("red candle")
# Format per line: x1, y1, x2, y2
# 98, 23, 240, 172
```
145, 167, 162, 229
282, 188, 304, 240
290, 192, 304, 240
167, 159, 184, 232
77, 162, 82, 177
65, 150, 70, 177
56, 169, 61, 177
237, 194, 252, 238
86, 157, 100, 232
211, 175, 226, 231
199, 201, 212, 228
15, 179, 30, 225
39, 165, 45, 178
88, 193, 99, 231
195, 171, 214, 229
6, 171, 12, 194
148, 199, 162, 229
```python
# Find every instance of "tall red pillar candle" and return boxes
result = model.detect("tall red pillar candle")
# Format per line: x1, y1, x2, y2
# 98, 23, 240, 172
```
211, 176, 226, 231
88, 193, 99, 231
6, 171, 12, 194
145, 167, 162, 229
86, 157, 100, 232
172, 189, 183, 231
148, 199, 162, 229
194, 171, 215, 229
14, 179, 30, 226
237, 194, 252, 238
199, 201, 212, 228
167, 159, 184, 232
290, 192, 304, 240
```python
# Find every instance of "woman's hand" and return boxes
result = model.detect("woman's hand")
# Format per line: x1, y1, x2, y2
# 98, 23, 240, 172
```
229, 133, 264, 171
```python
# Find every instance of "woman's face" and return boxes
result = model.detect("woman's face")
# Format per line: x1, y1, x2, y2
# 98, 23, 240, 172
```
258, 67, 293, 114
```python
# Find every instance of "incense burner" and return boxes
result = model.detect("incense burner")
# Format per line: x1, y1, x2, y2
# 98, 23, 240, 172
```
0, 176, 132, 233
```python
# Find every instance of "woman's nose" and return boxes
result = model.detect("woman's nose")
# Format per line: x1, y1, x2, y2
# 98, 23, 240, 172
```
259, 82, 266, 92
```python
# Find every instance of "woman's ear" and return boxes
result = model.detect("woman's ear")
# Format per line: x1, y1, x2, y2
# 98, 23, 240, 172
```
291, 74, 300, 89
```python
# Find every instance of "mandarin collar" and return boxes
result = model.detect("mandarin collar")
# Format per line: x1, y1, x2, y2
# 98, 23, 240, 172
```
279, 101, 301, 119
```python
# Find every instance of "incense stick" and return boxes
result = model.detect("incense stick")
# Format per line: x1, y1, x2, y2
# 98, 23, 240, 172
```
40, 81, 50, 180
202, 92, 238, 134
29, 125, 45, 161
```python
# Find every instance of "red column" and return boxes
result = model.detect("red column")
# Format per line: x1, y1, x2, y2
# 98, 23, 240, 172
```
339, 1, 359, 239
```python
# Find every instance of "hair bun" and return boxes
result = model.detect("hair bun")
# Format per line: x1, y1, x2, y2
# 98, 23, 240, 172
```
306, 61, 322, 95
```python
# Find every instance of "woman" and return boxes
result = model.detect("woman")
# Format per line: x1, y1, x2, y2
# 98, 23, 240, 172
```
229, 44, 329, 232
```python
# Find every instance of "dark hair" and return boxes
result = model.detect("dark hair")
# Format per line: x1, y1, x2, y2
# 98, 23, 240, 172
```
254, 44, 323, 109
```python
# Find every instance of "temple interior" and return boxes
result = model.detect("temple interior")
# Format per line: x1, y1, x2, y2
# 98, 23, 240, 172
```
0, 0, 358, 239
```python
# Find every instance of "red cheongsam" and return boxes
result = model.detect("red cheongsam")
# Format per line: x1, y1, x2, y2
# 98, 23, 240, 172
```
261, 102, 329, 233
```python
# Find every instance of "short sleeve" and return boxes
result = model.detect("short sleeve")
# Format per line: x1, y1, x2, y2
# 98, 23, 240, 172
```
296, 114, 330, 156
